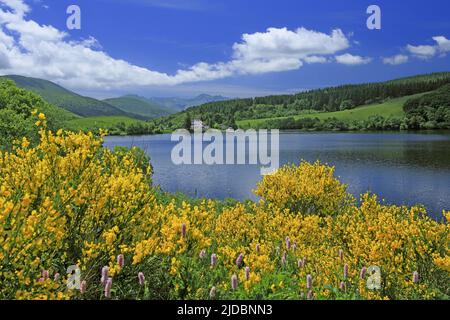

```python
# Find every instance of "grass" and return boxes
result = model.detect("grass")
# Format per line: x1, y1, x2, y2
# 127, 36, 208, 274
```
66, 116, 145, 131
237, 93, 427, 128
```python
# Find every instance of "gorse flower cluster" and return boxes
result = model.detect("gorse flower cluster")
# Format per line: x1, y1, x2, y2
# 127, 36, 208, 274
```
0, 118, 448, 300
254, 161, 354, 216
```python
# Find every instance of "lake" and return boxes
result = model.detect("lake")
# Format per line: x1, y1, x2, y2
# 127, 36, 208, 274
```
104, 131, 450, 219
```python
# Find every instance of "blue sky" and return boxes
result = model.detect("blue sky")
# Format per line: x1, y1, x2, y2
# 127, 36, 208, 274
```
1, 0, 449, 98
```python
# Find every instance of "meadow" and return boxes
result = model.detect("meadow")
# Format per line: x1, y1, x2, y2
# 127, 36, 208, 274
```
66, 116, 147, 132
237, 94, 425, 129
0, 114, 448, 300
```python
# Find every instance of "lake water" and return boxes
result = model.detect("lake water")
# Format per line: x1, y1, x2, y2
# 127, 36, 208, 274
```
104, 131, 450, 219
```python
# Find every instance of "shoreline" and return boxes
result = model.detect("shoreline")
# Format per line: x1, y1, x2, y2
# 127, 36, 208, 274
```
103, 128, 450, 138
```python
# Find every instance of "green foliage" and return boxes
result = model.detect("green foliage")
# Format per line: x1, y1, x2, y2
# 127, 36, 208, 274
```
183, 113, 192, 131
152, 72, 450, 132
262, 115, 405, 132
403, 84, 450, 129
241, 94, 421, 131
66, 116, 157, 135
340, 100, 355, 111
2, 75, 127, 117
0, 109, 35, 148
0, 79, 76, 149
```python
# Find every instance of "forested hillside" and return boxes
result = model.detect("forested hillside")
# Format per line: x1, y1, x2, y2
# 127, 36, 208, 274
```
104, 95, 172, 120
2, 75, 128, 118
0, 78, 160, 138
403, 84, 450, 129
150, 72, 450, 131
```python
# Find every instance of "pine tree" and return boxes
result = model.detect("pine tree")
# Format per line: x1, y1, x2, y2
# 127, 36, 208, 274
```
183, 113, 192, 131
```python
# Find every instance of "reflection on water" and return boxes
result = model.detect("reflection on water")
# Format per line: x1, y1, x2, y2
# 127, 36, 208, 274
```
104, 131, 450, 219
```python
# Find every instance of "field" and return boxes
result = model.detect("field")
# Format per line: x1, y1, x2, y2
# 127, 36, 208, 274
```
237, 93, 426, 129
66, 115, 146, 131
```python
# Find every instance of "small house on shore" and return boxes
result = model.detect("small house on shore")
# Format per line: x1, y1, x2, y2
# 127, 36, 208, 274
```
191, 119, 209, 131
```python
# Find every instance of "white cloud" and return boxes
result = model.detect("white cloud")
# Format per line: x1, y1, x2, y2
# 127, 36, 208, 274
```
303, 55, 329, 64
433, 36, 450, 55
383, 54, 409, 65
406, 36, 450, 59
406, 44, 437, 59
1, 0, 29, 16
232, 27, 349, 62
335, 53, 372, 66
0, 0, 360, 92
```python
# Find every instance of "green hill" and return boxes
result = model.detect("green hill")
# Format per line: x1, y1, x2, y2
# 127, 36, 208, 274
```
2, 75, 127, 118
237, 93, 426, 128
151, 72, 450, 131
104, 95, 172, 119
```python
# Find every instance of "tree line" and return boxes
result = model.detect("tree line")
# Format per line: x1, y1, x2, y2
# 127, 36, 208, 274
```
154, 72, 450, 131
403, 84, 450, 130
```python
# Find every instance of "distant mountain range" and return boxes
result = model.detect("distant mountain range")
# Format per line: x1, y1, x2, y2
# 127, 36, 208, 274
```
146, 94, 229, 112
1, 75, 229, 120
103, 95, 172, 119
105, 93, 229, 119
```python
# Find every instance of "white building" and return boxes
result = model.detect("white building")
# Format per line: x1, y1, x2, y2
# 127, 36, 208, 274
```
191, 119, 209, 131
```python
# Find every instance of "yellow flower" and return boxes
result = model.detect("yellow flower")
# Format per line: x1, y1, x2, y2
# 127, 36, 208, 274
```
0, 125, 447, 300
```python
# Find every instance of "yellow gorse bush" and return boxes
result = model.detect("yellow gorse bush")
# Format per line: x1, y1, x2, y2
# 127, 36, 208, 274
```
255, 161, 354, 216
0, 118, 448, 300
0, 126, 156, 299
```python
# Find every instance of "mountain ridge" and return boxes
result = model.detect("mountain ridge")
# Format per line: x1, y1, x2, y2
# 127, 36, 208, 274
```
145, 94, 229, 112
2, 74, 230, 119
103, 95, 172, 120
2, 75, 127, 118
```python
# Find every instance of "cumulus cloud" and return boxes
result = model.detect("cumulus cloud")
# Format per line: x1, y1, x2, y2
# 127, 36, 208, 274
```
406, 44, 437, 59
406, 36, 450, 59
303, 55, 329, 64
0, 0, 361, 91
232, 27, 349, 62
383, 54, 409, 65
432, 36, 450, 55
335, 53, 372, 66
